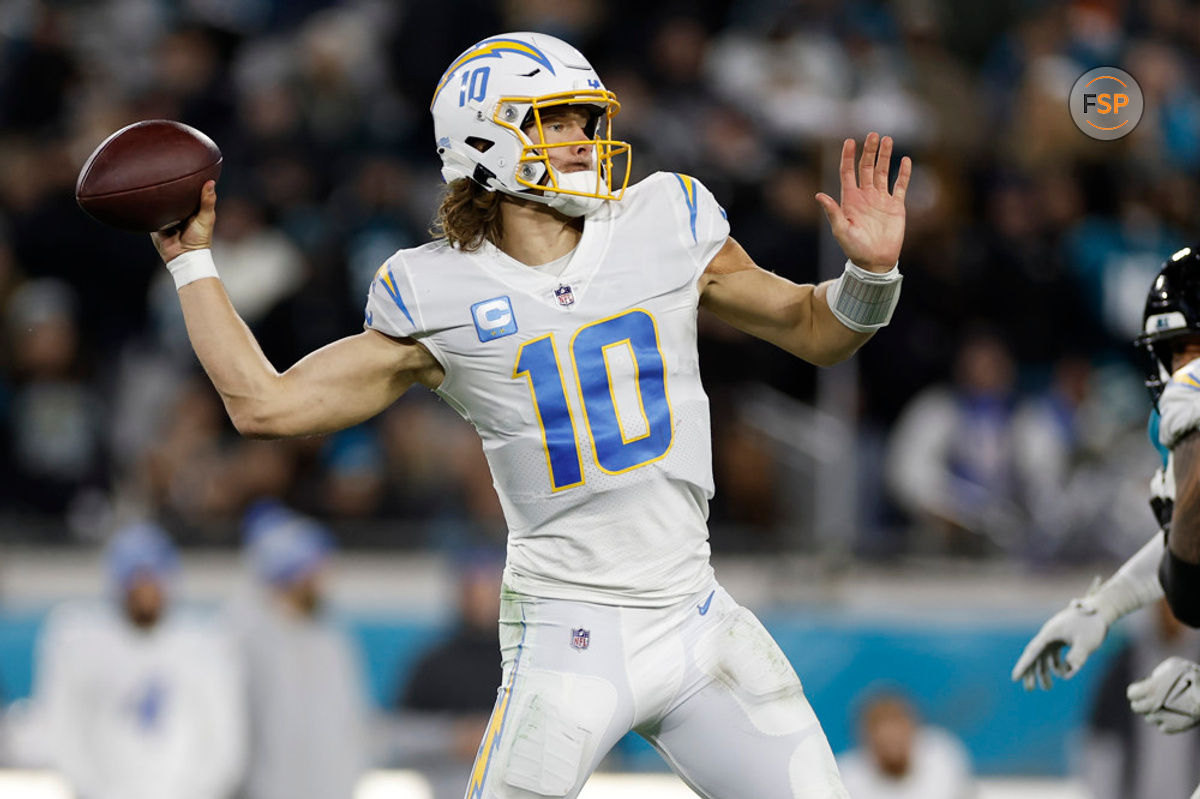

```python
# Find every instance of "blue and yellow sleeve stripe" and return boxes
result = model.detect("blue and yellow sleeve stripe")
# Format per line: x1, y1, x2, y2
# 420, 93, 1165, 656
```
374, 263, 415, 327
672, 173, 699, 243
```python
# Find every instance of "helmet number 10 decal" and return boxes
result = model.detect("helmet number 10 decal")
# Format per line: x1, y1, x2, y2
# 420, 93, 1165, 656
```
513, 309, 674, 491
459, 67, 491, 107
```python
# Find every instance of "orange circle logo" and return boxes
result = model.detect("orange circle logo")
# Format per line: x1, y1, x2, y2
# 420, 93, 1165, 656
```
1070, 67, 1144, 140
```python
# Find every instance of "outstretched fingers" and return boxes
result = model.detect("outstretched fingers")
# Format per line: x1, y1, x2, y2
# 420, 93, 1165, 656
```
815, 192, 845, 233
838, 137, 856, 197
858, 131, 880, 189
873, 136, 892, 191
892, 156, 912, 201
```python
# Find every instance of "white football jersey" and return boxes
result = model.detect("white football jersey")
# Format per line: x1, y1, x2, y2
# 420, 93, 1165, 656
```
1159, 357, 1200, 450
1150, 357, 1200, 519
365, 172, 730, 605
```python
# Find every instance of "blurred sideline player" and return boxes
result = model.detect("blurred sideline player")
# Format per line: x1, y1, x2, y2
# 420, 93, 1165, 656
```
1013, 249, 1200, 761
224, 500, 368, 799
150, 32, 911, 799
35, 523, 245, 799
836, 692, 974, 799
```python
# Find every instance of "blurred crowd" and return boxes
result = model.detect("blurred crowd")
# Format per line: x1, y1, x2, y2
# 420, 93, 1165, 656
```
1, 0, 1196, 560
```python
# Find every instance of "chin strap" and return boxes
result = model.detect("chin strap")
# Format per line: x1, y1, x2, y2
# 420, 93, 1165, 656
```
497, 168, 605, 217
537, 169, 607, 217
460, 162, 609, 218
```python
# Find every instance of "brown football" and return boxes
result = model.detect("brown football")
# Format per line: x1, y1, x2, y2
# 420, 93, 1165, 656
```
76, 120, 222, 232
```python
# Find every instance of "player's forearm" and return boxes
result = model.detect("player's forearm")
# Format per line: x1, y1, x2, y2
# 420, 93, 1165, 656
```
1163, 431, 1200, 626
1171, 431, 1200, 564
701, 272, 869, 366
804, 281, 874, 365
175, 277, 287, 435
762, 280, 873, 365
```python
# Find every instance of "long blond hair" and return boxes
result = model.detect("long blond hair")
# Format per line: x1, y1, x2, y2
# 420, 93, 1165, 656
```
430, 178, 503, 251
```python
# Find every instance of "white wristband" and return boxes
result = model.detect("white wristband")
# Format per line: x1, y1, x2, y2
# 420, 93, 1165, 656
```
166, 248, 219, 290
827, 259, 902, 332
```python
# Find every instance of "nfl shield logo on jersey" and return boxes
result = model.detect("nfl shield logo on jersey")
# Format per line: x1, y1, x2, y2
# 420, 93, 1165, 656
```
555, 284, 575, 307
570, 627, 590, 650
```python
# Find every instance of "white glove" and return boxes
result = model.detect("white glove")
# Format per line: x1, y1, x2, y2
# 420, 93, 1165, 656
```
1127, 656, 1200, 733
1012, 582, 1109, 691
1013, 535, 1167, 691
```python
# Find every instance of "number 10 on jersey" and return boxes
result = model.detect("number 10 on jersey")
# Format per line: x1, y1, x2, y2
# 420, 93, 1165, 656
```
513, 309, 674, 490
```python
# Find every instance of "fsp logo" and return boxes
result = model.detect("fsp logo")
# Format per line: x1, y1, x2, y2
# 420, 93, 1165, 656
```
471, 296, 518, 341
1083, 87, 1127, 116
1069, 67, 1144, 140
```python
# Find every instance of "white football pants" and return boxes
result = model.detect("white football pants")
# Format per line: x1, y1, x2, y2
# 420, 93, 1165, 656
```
463, 581, 848, 799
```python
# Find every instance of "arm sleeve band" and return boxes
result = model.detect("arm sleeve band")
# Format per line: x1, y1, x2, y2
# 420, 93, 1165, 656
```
825, 260, 902, 332
1159, 547, 1200, 627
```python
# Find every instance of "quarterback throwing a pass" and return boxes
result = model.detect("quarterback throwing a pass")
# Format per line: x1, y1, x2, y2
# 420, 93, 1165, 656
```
154, 33, 910, 799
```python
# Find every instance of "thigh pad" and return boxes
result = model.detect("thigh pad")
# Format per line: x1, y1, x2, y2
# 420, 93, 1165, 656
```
694, 607, 816, 736
498, 668, 618, 798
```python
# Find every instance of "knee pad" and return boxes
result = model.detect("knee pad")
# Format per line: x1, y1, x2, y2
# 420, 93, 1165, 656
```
1160, 548, 1200, 627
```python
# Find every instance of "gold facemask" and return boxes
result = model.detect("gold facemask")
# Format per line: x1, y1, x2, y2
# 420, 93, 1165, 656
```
492, 90, 632, 203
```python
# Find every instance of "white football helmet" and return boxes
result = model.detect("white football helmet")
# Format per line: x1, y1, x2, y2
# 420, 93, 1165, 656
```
430, 32, 631, 216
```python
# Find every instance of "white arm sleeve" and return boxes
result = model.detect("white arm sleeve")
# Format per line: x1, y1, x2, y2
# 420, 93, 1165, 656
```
1085, 531, 1167, 625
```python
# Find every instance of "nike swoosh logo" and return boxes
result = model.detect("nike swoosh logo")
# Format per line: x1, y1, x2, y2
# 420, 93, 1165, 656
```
1167, 677, 1194, 712
698, 590, 715, 616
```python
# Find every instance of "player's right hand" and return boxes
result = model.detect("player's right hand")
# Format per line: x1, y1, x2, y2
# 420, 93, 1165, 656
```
151, 180, 217, 264
1128, 656, 1200, 733
1011, 591, 1109, 690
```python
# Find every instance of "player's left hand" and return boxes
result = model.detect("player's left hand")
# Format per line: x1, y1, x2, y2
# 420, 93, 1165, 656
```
1011, 592, 1109, 690
1128, 656, 1200, 733
815, 132, 911, 274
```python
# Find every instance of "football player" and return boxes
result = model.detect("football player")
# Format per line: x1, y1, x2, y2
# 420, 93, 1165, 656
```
151, 32, 911, 799
1013, 248, 1200, 742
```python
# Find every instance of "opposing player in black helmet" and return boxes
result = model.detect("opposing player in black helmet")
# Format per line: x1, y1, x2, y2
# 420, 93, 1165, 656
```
1013, 246, 1200, 749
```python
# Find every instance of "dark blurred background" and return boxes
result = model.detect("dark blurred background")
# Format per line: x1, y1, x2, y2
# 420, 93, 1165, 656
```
0, 0, 1192, 565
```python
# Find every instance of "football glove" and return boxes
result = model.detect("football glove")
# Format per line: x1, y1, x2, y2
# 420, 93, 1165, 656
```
1128, 656, 1200, 734
1012, 580, 1109, 690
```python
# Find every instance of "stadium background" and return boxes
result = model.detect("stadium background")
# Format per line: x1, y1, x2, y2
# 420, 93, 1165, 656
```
1, 0, 1198, 795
